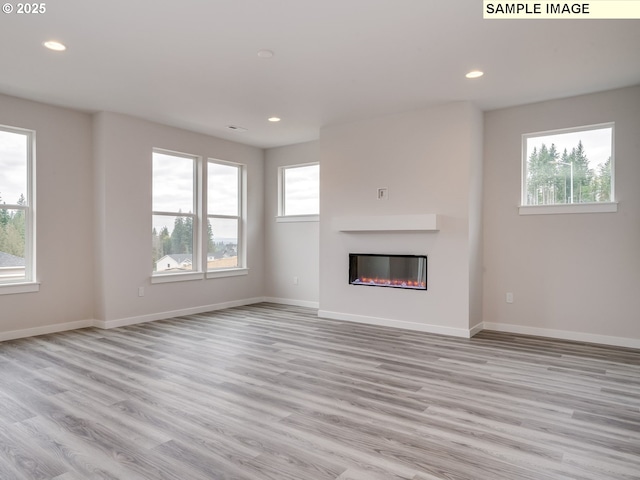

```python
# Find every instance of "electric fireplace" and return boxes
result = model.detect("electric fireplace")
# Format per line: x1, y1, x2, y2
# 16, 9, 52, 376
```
349, 254, 427, 290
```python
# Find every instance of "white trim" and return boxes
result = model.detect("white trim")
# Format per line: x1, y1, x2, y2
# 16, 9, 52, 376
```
206, 268, 248, 279
524, 122, 616, 139
263, 297, 320, 309
95, 297, 266, 329
483, 322, 640, 350
469, 322, 484, 337
333, 214, 439, 232
153, 210, 197, 218
0, 282, 40, 295
28, 128, 36, 283
0, 319, 94, 342
318, 310, 474, 338
276, 215, 319, 223
519, 202, 618, 215
151, 272, 204, 284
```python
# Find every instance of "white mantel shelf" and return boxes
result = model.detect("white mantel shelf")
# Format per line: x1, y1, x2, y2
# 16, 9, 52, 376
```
333, 214, 439, 232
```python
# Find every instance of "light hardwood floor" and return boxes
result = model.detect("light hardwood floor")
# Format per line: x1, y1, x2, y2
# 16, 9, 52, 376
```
0, 303, 639, 479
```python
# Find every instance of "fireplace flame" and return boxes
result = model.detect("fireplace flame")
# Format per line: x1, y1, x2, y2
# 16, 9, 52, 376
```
353, 277, 426, 289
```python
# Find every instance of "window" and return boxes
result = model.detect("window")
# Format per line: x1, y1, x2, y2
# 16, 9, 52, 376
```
152, 150, 197, 275
278, 163, 319, 219
0, 125, 36, 290
152, 150, 246, 280
521, 123, 616, 214
207, 160, 243, 271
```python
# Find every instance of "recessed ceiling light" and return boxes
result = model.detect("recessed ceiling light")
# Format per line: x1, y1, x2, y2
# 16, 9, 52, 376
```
465, 70, 484, 79
43, 40, 66, 51
257, 49, 274, 59
268, 117, 281, 122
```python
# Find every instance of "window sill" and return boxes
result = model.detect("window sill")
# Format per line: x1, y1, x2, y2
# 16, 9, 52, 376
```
0, 282, 40, 295
151, 269, 249, 283
276, 215, 319, 223
207, 268, 249, 279
151, 272, 204, 284
519, 202, 618, 215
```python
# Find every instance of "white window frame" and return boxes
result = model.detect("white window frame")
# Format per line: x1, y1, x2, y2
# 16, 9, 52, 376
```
151, 149, 202, 282
520, 122, 617, 215
206, 158, 247, 278
0, 125, 38, 294
276, 162, 319, 222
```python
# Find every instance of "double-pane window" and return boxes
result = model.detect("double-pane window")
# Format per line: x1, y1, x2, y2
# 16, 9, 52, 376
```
152, 150, 197, 274
152, 150, 245, 276
207, 161, 242, 271
0, 126, 35, 286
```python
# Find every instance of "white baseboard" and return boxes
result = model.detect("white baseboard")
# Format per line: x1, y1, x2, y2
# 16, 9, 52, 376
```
483, 322, 640, 350
5, 303, 636, 351
263, 297, 319, 309
0, 319, 95, 342
0, 297, 309, 340
318, 310, 475, 338
94, 297, 266, 329
469, 322, 484, 337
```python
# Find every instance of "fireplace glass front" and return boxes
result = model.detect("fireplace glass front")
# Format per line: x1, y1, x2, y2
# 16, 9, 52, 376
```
349, 254, 427, 290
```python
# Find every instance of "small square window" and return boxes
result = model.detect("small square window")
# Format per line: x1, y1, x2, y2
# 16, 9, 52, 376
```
521, 123, 615, 214
278, 163, 319, 217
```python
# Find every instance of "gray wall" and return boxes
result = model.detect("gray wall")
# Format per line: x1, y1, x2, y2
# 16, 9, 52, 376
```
0, 98, 267, 338
483, 85, 640, 343
0, 94, 94, 336
93, 112, 265, 324
2, 85, 639, 346
264, 141, 320, 306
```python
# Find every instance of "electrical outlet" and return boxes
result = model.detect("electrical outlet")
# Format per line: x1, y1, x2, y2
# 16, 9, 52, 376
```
506, 292, 513, 304
293, 276, 299, 285
138, 287, 145, 297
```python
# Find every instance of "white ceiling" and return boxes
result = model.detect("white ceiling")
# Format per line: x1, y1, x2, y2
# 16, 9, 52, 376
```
1, 0, 638, 148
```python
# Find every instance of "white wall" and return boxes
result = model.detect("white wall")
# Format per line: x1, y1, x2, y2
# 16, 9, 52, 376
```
264, 141, 320, 307
93, 112, 265, 324
318, 102, 483, 336
3, 85, 638, 348
483, 85, 640, 345
0, 94, 95, 336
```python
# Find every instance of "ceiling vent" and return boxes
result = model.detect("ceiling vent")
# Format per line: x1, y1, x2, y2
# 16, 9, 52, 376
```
226, 125, 248, 133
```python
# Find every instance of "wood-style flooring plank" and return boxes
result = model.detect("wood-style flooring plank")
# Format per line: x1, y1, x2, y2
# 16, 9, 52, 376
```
1, 302, 639, 479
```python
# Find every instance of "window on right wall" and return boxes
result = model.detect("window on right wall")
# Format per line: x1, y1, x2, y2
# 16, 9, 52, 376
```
521, 123, 616, 215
